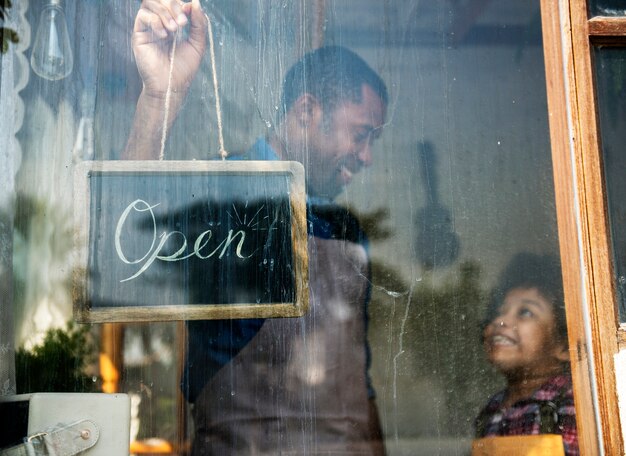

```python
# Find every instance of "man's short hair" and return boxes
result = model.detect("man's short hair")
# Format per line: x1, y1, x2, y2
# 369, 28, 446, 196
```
279, 45, 388, 120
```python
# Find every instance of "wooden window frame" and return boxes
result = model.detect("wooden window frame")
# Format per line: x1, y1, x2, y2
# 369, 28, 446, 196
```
540, 0, 626, 454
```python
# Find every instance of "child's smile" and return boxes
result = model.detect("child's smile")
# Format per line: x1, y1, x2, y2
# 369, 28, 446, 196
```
490, 334, 516, 346
483, 287, 568, 378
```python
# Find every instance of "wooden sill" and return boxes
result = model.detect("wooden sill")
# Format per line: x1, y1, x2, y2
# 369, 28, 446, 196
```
588, 16, 626, 37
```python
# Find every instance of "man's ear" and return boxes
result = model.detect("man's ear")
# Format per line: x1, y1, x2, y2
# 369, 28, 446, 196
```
291, 93, 323, 128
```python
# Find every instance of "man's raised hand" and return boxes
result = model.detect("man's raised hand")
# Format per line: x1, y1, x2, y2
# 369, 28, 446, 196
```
133, 0, 207, 101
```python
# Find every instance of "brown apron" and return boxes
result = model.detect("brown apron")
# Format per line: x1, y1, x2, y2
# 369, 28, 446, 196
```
191, 236, 381, 455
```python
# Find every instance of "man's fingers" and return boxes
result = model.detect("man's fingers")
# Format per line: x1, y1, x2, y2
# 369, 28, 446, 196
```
158, 0, 187, 23
134, 9, 168, 40
184, 1, 208, 50
138, 0, 187, 34
134, 0, 206, 59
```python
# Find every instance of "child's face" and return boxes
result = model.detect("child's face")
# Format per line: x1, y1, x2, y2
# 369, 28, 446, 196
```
483, 287, 569, 377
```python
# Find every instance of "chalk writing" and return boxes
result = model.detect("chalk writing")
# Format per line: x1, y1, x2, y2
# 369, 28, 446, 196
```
115, 199, 253, 282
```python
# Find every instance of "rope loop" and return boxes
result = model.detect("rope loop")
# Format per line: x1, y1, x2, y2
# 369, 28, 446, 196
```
159, 13, 228, 161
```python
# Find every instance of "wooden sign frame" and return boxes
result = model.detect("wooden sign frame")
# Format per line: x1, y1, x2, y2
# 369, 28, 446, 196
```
73, 160, 308, 323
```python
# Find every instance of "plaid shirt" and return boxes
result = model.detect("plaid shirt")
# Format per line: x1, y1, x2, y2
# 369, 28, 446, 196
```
475, 373, 578, 456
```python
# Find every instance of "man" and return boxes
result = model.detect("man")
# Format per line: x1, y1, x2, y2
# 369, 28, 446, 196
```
125, 2, 388, 454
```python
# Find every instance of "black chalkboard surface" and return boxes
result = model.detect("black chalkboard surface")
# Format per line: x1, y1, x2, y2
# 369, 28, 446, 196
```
73, 161, 308, 323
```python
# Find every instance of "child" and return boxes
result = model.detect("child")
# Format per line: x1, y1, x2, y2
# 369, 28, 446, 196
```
474, 253, 578, 455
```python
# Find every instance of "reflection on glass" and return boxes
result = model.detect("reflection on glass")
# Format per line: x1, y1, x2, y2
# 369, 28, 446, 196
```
7, 0, 564, 454
589, 0, 626, 17
594, 47, 626, 321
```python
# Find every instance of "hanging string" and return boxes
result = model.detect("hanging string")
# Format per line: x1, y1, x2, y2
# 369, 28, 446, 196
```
159, 13, 228, 161
206, 14, 227, 160
159, 31, 178, 161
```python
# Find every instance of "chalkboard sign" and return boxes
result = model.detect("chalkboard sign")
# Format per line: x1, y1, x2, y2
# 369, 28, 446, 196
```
73, 160, 308, 323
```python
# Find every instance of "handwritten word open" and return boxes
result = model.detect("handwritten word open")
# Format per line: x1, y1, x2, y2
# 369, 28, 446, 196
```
115, 199, 252, 282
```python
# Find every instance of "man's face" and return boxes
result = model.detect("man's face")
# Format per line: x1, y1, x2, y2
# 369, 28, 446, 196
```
305, 84, 386, 199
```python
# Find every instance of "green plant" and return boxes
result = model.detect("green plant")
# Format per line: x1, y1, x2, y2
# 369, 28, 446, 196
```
15, 321, 99, 393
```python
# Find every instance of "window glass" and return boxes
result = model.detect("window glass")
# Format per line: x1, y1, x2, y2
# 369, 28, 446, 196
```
0, 0, 578, 454
589, 1, 626, 17
594, 47, 626, 322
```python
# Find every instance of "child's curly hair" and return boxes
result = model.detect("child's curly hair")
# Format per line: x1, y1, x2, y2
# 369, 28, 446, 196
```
482, 252, 568, 346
